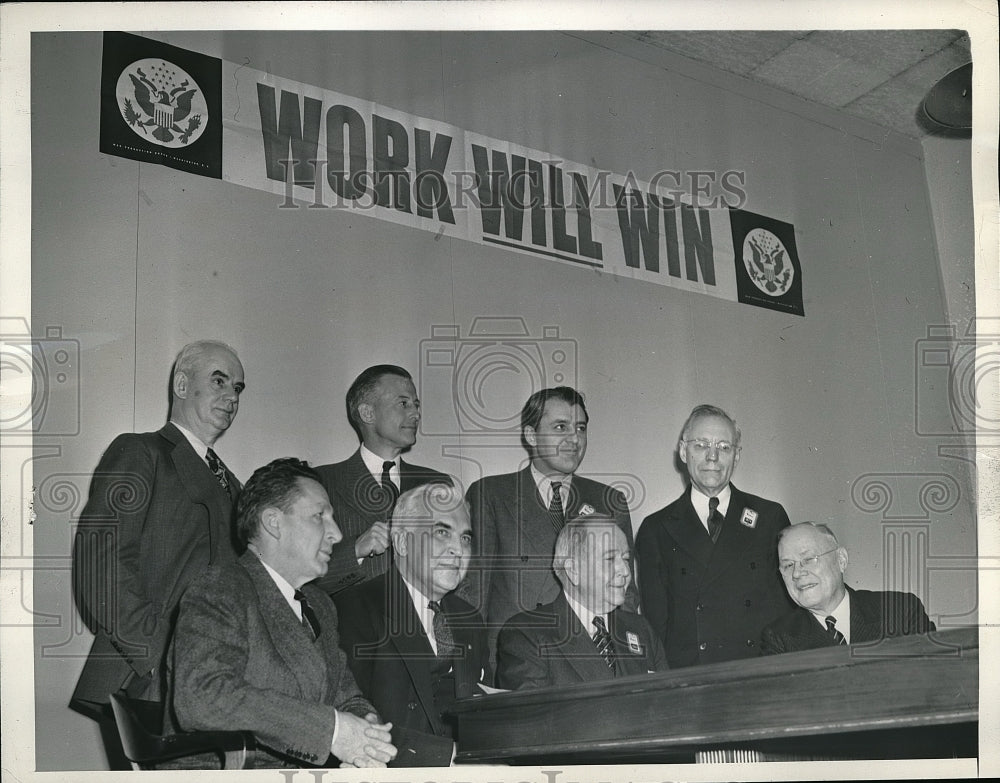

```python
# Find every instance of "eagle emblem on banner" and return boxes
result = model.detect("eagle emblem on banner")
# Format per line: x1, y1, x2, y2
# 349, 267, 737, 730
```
115, 58, 208, 148
742, 228, 794, 296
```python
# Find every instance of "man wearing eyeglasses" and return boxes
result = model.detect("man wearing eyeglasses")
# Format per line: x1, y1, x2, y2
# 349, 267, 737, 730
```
635, 404, 794, 668
760, 522, 934, 654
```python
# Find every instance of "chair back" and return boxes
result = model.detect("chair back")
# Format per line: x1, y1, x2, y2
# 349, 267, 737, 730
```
109, 692, 158, 770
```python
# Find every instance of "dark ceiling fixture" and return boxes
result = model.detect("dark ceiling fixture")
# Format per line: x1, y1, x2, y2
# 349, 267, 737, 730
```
918, 62, 972, 136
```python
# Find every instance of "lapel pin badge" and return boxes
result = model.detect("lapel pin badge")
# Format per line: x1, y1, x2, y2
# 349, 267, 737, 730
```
579, 503, 596, 516
741, 508, 758, 529
626, 631, 643, 654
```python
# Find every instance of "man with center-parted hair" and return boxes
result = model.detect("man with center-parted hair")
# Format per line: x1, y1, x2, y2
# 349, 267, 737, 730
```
495, 517, 666, 690
170, 458, 397, 769
636, 404, 794, 668
315, 365, 451, 595
461, 386, 637, 668
335, 482, 489, 767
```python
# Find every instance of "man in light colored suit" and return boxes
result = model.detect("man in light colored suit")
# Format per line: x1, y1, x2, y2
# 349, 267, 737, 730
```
463, 386, 636, 668
171, 458, 397, 768
71, 340, 244, 765
761, 522, 935, 654
336, 482, 489, 766
635, 404, 793, 668
496, 517, 665, 690
315, 365, 450, 595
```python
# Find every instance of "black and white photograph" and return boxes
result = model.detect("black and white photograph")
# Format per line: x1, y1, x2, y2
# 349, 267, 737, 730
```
1, 1, 996, 780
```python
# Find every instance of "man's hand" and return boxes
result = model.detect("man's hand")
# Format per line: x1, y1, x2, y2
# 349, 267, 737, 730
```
332, 712, 396, 767
355, 521, 390, 560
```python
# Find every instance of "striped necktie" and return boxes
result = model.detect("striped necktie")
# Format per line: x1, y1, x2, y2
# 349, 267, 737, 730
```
592, 615, 618, 675
707, 496, 723, 543
825, 615, 847, 645
294, 589, 321, 640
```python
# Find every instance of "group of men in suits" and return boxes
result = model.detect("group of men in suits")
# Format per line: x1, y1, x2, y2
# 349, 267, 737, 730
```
70, 344, 936, 769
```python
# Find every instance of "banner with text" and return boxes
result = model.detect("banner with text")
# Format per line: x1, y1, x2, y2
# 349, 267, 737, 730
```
101, 32, 804, 316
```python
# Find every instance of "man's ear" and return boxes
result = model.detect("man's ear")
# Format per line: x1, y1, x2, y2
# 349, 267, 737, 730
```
562, 556, 580, 587
172, 371, 189, 399
677, 440, 687, 465
523, 426, 537, 449
357, 403, 376, 426
259, 507, 282, 540
836, 546, 849, 573
390, 526, 408, 557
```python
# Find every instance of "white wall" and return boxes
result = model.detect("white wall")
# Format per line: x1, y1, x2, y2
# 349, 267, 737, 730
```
29, 30, 976, 770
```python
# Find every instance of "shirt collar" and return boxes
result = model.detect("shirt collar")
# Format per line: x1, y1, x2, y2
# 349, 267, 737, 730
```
808, 589, 851, 642
530, 464, 572, 506
360, 444, 397, 482
690, 484, 732, 527
564, 590, 606, 636
247, 545, 301, 619
170, 419, 209, 460
399, 571, 439, 653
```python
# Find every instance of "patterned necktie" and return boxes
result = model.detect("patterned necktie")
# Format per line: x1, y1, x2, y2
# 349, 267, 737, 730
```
592, 615, 618, 675
429, 600, 457, 658
206, 448, 230, 494
825, 616, 847, 646
381, 460, 399, 507
294, 589, 321, 640
548, 481, 564, 515
707, 496, 724, 543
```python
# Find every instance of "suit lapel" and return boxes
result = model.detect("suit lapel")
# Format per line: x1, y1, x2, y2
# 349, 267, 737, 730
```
243, 554, 328, 698
161, 424, 231, 560
514, 467, 563, 549
849, 588, 882, 643
385, 570, 441, 729
551, 596, 616, 682
608, 609, 650, 676
667, 492, 715, 568
332, 450, 392, 518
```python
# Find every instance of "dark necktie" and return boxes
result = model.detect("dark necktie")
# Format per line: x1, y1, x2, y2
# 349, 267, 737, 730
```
429, 600, 457, 659
381, 460, 399, 507
707, 496, 724, 543
294, 589, 321, 640
206, 448, 230, 494
592, 615, 618, 675
548, 481, 564, 515
825, 615, 847, 646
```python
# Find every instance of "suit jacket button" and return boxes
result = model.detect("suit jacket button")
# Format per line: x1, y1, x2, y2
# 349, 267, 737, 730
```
696, 603, 704, 612
746, 639, 755, 647
750, 562, 757, 570
745, 600, 752, 607
699, 642, 707, 651
521, 555, 529, 562
408, 701, 417, 710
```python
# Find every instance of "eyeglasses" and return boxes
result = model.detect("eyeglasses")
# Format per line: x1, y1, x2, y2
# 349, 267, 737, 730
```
683, 439, 740, 455
778, 548, 839, 575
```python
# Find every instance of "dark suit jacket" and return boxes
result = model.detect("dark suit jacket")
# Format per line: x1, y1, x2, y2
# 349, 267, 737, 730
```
462, 466, 636, 666
635, 484, 793, 668
495, 593, 666, 690
335, 567, 489, 767
170, 552, 377, 768
760, 587, 936, 655
314, 449, 450, 594
70, 422, 240, 712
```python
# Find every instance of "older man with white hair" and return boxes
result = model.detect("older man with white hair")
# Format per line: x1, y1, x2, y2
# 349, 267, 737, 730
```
760, 522, 935, 654
495, 516, 665, 690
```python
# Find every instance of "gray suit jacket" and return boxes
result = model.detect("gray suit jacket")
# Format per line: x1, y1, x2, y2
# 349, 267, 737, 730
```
71, 423, 240, 711
170, 552, 377, 767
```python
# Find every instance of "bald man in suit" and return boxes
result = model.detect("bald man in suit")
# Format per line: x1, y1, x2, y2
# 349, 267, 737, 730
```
71, 340, 244, 766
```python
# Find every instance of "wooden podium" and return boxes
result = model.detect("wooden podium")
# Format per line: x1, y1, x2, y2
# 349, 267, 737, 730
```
452, 627, 978, 764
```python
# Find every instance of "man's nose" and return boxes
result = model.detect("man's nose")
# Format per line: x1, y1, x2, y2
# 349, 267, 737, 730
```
326, 516, 343, 544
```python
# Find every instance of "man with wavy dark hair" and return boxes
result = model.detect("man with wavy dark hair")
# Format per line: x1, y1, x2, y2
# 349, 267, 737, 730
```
463, 386, 636, 669
171, 458, 396, 769
315, 365, 450, 595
